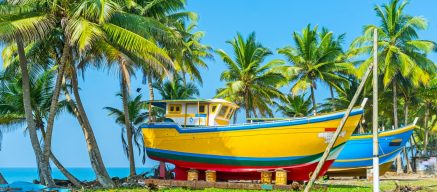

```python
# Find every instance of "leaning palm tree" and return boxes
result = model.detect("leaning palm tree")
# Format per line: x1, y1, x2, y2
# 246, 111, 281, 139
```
216, 32, 286, 119
278, 25, 355, 115
275, 93, 312, 118
0, 69, 82, 187
104, 94, 149, 164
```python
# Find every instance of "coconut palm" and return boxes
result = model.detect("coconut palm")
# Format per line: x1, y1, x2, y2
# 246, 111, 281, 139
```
351, 0, 436, 132
153, 75, 199, 100
275, 93, 312, 118
0, 1, 55, 185
351, 0, 436, 173
0, 69, 82, 187
104, 94, 149, 164
216, 32, 286, 119
278, 25, 355, 115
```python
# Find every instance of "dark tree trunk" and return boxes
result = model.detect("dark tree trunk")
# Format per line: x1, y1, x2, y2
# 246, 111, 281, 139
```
70, 67, 114, 188
310, 83, 317, 115
0, 172, 6, 184
16, 37, 53, 186
121, 62, 136, 177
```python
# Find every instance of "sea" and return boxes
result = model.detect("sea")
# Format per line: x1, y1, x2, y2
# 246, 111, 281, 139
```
0, 168, 153, 183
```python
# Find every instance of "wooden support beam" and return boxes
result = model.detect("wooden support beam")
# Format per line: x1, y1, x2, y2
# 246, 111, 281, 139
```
304, 47, 375, 191
144, 179, 303, 190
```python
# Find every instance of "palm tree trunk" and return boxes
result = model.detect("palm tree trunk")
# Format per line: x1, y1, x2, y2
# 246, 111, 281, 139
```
393, 80, 403, 174
16, 37, 53, 186
329, 85, 336, 111
310, 83, 317, 115
403, 99, 413, 173
70, 67, 114, 188
38, 124, 82, 187
403, 147, 412, 173
121, 62, 136, 177
396, 154, 403, 174
423, 103, 430, 156
0, 172, 6, 184
41, 40, 69, 187
244, 91, 250, 121
147, 70, 156, 122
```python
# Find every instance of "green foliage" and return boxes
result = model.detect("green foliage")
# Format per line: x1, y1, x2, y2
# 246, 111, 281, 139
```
216, 32, 286, 118
104, 94, 149, 164
278, 25, 355, 113
275, 93, 312, 118
153, 75, 199, 100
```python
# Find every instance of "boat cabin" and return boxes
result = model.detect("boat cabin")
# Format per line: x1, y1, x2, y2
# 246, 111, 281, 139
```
149, 99, 239, 126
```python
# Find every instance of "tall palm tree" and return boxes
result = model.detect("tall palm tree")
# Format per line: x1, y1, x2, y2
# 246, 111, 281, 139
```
0, 1, 55, 185
153, 75, 199, 100
104, 94, 149, 164
278, 25, 355, 115
351, 0, 436, 131
351, 0, 436, 173
216, 32, 286, 119
275, 93, 312, 118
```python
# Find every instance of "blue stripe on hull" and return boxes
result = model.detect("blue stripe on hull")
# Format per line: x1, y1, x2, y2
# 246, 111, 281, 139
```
140, 108, 363, 133
331, 128, 413, 169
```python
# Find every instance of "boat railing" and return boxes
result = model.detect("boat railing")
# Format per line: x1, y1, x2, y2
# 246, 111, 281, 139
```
148, 107, 364, 130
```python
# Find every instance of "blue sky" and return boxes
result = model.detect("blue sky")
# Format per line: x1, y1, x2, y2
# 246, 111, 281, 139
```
1, 0, 436, 168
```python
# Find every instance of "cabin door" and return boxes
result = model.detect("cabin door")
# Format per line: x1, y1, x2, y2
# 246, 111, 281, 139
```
185, 103, 208, 126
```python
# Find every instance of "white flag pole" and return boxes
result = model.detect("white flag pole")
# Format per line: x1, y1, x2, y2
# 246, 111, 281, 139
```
372, 28, 380, 192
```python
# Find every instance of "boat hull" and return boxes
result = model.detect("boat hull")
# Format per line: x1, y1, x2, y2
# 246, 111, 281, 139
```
327, 125, 415, 177
142, 109, 363, 181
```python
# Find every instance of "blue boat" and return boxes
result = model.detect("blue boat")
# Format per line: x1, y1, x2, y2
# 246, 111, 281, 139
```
327, 123, 416, 177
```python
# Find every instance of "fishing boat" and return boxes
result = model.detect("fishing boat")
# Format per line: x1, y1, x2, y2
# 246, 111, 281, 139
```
141, 99, 364, 181
327, 122, 416, 177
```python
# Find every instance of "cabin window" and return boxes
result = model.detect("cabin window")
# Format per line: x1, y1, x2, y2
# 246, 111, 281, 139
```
218, 106, 229, 117
198, 105, 207, 114
211, 105, 218, 114
168, 104, 182, 114
226, 108, 234, 119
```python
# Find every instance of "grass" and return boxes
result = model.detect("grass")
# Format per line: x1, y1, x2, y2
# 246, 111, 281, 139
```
87, 178, 437, 192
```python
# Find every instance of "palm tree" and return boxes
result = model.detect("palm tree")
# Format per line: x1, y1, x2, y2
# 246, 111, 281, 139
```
415, 76, 437, 156
275, 93, 312, 118
351, 0, 435, 131
0, 1, 55, 185
104, 94, 149, 164
351, 0, 436, 173
216, 32, 286, 119
278, 25, 355, 115
0, 69, 82, 187
153, 75, 199, 100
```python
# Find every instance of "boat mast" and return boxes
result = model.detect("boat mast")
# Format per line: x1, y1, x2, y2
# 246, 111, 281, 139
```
372, 28, 380, 192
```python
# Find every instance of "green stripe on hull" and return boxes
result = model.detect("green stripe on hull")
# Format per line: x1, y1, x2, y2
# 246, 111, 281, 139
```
147, 144, 344, 167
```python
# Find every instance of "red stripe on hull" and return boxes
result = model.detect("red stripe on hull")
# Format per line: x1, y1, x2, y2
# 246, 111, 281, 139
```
152, 157, 334, 181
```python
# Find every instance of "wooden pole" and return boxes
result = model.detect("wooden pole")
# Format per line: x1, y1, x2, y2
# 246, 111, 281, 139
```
372, 28, 379, 192
304, 54, 374, 192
